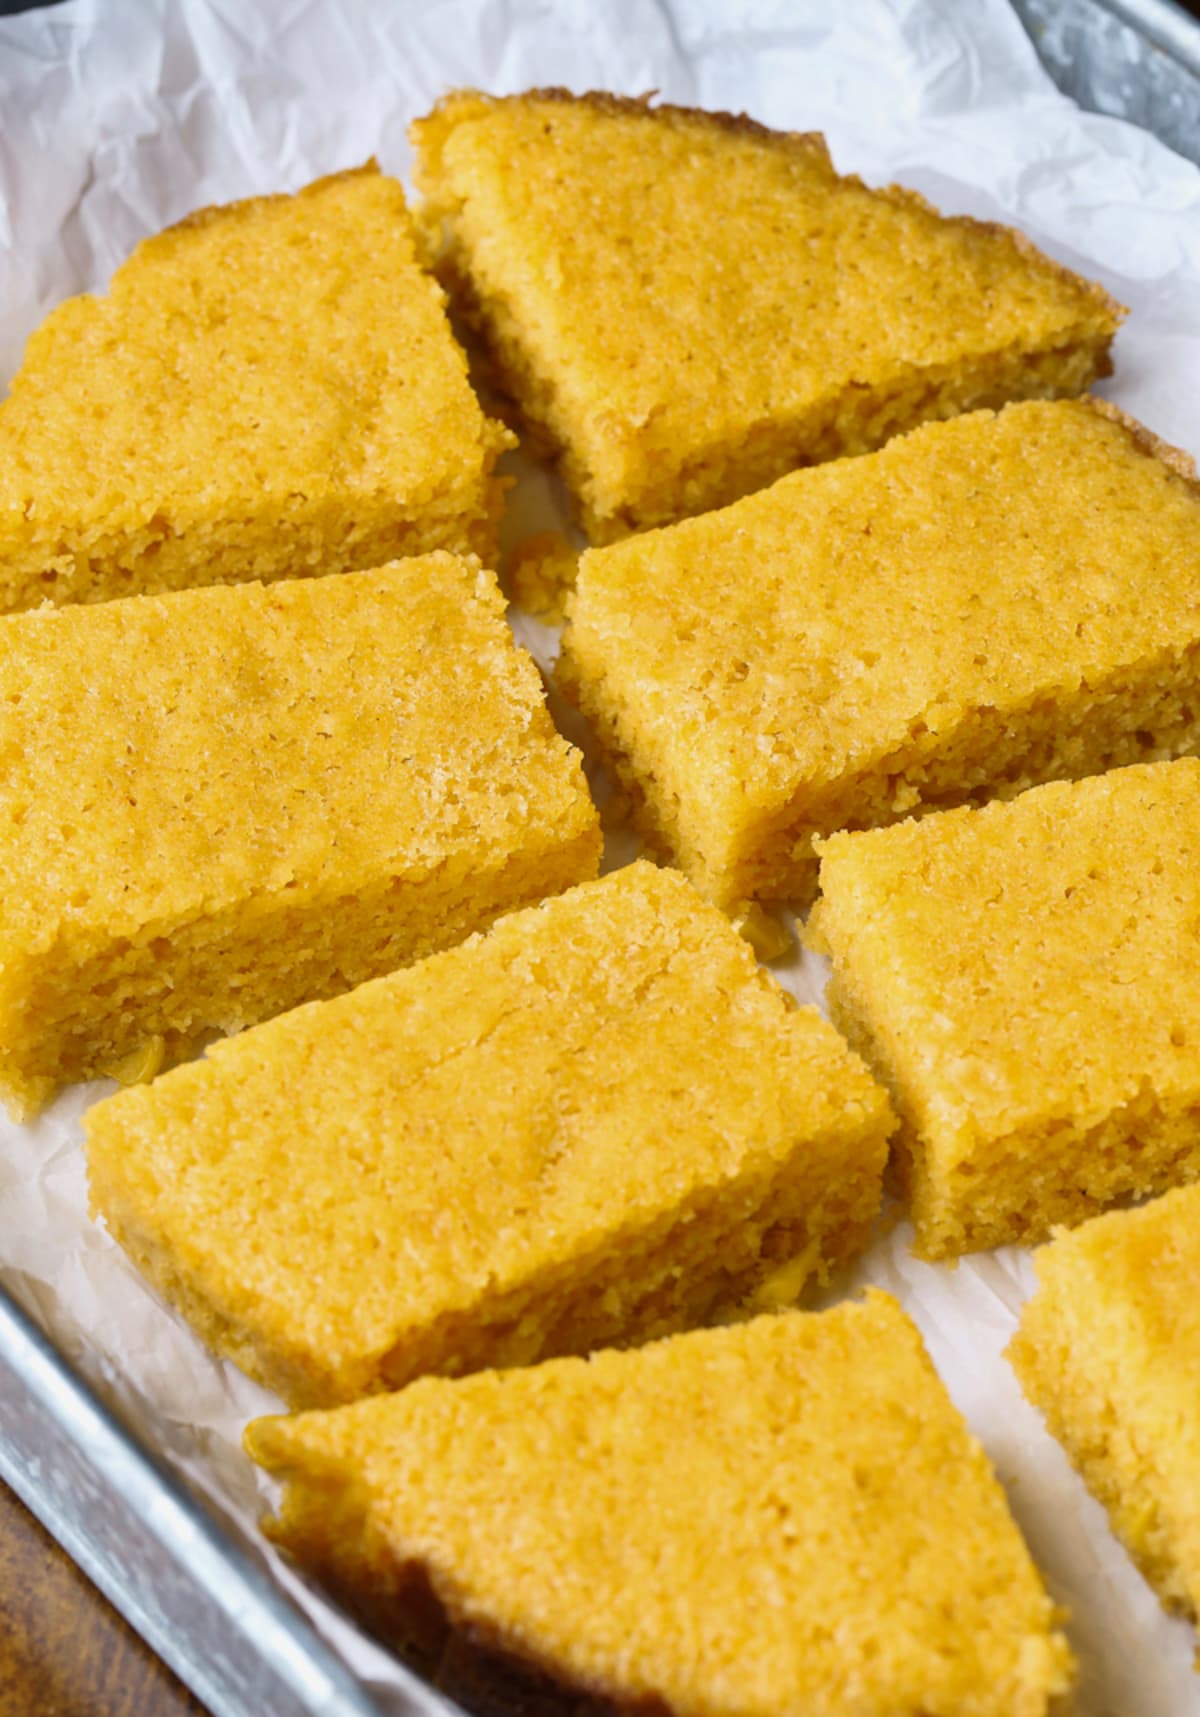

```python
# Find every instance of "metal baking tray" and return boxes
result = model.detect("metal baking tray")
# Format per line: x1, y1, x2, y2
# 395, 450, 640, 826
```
1, 2, 1198, 1713
1011, 0, 1200, 163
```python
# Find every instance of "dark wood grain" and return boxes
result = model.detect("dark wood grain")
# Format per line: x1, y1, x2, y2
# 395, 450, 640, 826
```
0, 1477, 207, 1717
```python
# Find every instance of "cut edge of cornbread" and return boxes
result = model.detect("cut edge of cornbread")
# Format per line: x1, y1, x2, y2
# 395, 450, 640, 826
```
564, 611, 1200, 913
0, 164, 515, 611
822, 958, 1200, 1257
561, 398, 1200, 910
1008, 1200, 1200, 1630
245, 1294, 1076, 1717
812, 763, 1200, 1258
1086, 395, 1200, 481
0, 445, 516, 617
414, 89, 1124, 541
6, 827, 600, 1122
91, 1058, 891, 1407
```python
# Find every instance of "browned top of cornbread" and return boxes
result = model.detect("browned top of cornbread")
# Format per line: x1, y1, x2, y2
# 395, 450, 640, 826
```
247, 1293, 1074, 1717
413, 88, 1121, 468
87, 862, 890, 1404
564, 398, 1200, 892
814, 759, 1200, 1145
0, 165, 507, 544
0, 555, 595, 960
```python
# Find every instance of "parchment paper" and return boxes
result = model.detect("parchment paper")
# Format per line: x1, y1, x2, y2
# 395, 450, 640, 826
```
1, 2, 1199, 1712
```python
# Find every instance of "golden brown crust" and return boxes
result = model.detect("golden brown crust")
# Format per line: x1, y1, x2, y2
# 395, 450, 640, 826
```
881, 192, 1125, 328
412, 87, 834, 196
1003, 226, 1126, 333
161, 161, 386, 243
1085, 393, 1199, 483
513, 85, 833, 166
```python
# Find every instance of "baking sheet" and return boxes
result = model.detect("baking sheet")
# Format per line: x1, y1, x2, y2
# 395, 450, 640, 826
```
1010, 0, 1200, 166
1, 1, 1200, 1712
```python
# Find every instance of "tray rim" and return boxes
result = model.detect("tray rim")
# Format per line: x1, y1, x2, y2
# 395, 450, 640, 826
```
1096, 0, 1200, 77
0, 1281, 413, 1717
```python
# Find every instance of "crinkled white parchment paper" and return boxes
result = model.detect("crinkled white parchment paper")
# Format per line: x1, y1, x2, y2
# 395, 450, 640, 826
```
1, 1, 1199, 1712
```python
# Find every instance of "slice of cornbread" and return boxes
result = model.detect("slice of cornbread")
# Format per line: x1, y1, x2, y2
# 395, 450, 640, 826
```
0, 165, 513, 612
0, 556, 599, 1117
560, 398, 1200, 908
86, 863, 893, 1408
245, 1294, 1075, 1716
1008, 1188, 1200, 1636
813, 759, 1200, 1259
412, 89, 1122, 542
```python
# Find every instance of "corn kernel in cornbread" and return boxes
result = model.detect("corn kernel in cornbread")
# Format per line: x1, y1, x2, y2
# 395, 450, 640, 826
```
0, 557, 599, 1116
815, 759, 1200, 1258
413, 89, 1122, 541
561, 398, 1200, 907
1009, 1188, 1200, 1637
0, 166, 512, 612
86, 863, 893, 1408
246, 1294, 1074, 1716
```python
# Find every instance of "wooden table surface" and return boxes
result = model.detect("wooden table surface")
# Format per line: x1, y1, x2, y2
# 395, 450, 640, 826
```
0, 1478, 206, 1717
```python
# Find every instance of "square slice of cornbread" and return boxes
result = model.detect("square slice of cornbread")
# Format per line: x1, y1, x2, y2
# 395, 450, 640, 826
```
412, 89, 1122, 542
0, 165, 513, 612
814, 759, 1200, 1258
245, 1293, 1074, 1716
560, 398, 1200, 907
86, 863, 893, 1408
1008, 1188, 1200, 1637
0, 556, 599, 1116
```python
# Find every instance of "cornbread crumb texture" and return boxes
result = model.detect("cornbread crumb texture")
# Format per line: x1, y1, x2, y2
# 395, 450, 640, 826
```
413, 89, 1121, 540
505, 529, 578, 622
0, 556, 599, 1116
815, 758, 1200, 1259
1009, 1187, 1200, 1631
0, 166, 512, 611
86, 863, 892, 1408
246, 1294, 1074, 1717
561, 398, 1200, 907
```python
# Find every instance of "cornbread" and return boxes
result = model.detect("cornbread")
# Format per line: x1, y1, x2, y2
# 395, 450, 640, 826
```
1009, 1188, 1200, 1636
505, 529, 578, 623
814, 759, 1200, 1258
0, 556, 599, 1116
86, 863, 893, 1408
245, 1294, 1075, 1716
0, 165, 512, 611
560, 398, 1200, 907
412, 89, 1122, 541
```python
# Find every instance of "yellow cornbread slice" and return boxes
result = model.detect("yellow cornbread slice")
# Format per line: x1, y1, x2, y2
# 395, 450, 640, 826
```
245, 1293, 1075, 1717
86, 863, 893, 1408
560, 398, 1200, 908
0, 556, 599, 1116
814, 759, 1200, 1259
412, 89, 1122, 542
0, 165, 512, 612
1009, 1188, 1200, 1636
